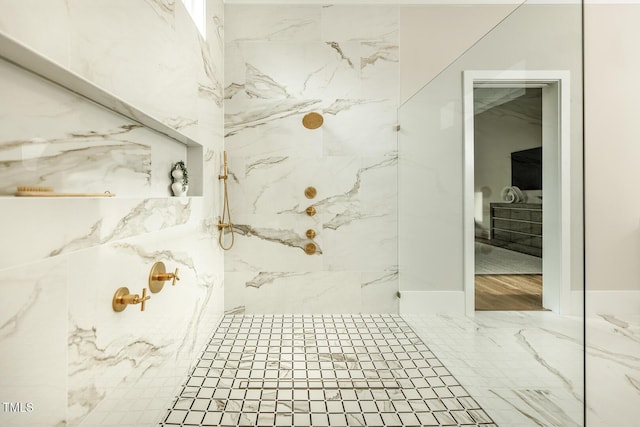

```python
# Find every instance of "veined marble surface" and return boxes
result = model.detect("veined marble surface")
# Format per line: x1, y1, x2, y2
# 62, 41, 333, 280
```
66, 224, 223, 425
403, 311, 584, 427
0, 0, 226, 426
0, 257, 68, 427
585, 313, 640, 426
224, 4, 399, 314
0, 57, 185, 197
0, 197, 195, 270
405, 311, 640, 426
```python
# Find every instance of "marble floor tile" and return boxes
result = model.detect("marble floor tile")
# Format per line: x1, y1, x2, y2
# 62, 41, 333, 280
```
160, 314, 495, 426
404, 312, 584, 427
584, 313, 640, 426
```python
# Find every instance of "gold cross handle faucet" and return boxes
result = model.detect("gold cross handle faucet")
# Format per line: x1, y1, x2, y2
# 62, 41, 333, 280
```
112, 287, 150, 312
153, 268, 180, 286
149, 262, 180, 293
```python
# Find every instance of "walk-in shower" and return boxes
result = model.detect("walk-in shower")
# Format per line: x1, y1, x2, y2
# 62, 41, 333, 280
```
0, 1, 588, 426
165, 1, 585, 426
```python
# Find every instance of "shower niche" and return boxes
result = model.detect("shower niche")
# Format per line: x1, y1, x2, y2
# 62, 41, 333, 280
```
0, 32, 203, 199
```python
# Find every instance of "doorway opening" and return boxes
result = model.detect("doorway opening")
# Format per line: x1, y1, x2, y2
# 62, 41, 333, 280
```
473, 87, 544, 311
463, 70, 573, 316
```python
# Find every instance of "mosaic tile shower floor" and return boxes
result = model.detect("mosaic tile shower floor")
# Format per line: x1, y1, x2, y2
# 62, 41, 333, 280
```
160, 314, 495, 426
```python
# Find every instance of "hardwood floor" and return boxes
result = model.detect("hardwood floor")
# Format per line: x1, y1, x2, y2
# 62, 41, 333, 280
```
475, 274, 546, 311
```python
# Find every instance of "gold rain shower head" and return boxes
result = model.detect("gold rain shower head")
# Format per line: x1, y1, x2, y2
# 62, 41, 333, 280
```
302, 112, 323, 129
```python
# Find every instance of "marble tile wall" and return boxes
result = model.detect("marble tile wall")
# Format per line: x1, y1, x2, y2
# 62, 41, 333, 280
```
223, 5, 399, 314
0, 57, 183, 198
0, 1, 225, 426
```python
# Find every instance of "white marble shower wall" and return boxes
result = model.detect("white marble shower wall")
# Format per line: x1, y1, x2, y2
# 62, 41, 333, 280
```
224, 5, 400, 314
0, 1, 225, 426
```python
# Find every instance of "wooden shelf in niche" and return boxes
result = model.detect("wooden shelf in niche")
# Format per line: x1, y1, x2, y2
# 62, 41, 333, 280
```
0, 31, 204, 198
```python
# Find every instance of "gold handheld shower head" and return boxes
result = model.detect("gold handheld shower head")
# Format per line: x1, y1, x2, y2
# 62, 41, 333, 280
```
219, 151, 228, 180
218, 150, 234, 250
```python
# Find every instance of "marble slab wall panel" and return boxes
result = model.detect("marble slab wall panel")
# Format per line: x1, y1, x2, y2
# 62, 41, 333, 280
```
66, 0, 199, 136
224, 5, 320, 43
0, 0, 71, 67
224, 4, 399, 314
225, 268, 399, 315
320, 5, 399, 43
0, 197, 195, 270
224, 212, 325, 272
360, 269, 399, 313
0, 258, 68, 427
224, 99, 324, 158
0, 207, 223, 427
198, 0, 225, 222
0, 0, 226, 426
1, 0, 217, 143
0, 57, 186, 197
66, 224, 223, 426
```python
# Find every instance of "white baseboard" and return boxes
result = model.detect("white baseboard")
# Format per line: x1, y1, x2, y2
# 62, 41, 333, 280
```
399, 291, 465, 315
585, 290, 640, 317
569, 290, 584, 316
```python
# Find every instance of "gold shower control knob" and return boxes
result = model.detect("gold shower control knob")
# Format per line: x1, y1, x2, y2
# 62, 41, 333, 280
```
306, 229, 316, 239
112, 287, 150, 312
304, 243, 317, 255
304, 186, 317, 199
149, 262, 180, 293
306, 206, 316, 216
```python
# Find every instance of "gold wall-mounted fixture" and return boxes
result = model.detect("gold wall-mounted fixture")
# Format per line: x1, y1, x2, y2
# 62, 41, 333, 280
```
148, 262, 180, 293
304, 186, 317, 199
218, 150, 228, 181
302, 112, 323, 129
306, 206, 316, 217
306, 229, 316, 239
112, 287, 150, 312
304, 243, 317, 255
218, 150, 235, 251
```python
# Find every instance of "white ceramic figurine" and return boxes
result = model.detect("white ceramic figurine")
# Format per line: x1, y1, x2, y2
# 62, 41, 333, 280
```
170, 161, 189, 196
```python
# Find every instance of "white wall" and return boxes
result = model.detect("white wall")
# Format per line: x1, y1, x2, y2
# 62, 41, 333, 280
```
399, 4, 518, 104
397, 4, 583, 310
585, 4, 640, 295
579, 8, 640, 425
584, 5, 640, 423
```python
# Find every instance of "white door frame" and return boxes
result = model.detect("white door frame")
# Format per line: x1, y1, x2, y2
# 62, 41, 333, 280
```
462, 70, 573, 316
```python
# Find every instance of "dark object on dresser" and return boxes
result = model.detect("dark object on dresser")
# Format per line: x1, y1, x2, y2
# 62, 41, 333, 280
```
490, 202, 542, 257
